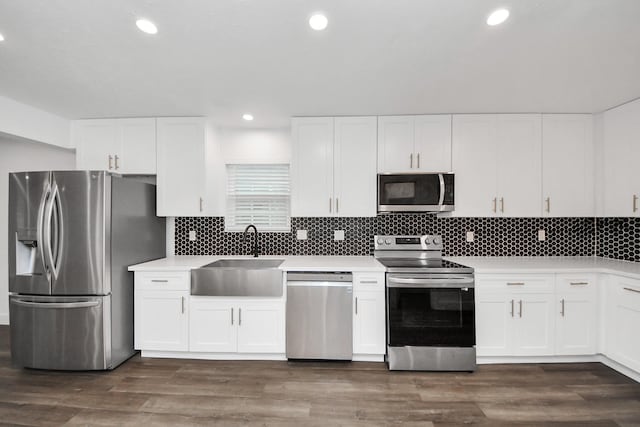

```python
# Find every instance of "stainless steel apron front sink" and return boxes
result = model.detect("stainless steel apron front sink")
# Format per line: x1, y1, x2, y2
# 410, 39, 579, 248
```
191, 259, 285, 297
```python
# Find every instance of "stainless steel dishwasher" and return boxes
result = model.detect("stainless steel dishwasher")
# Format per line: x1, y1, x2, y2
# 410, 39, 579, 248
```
286, 272, 353, 360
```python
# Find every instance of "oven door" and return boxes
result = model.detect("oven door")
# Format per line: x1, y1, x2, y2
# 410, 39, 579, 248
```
378, 173, 454, 212
386, 274, 475, 347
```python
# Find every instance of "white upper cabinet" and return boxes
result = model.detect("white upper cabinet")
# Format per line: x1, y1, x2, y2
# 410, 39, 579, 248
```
452, 114, 541, 217
292, 116, 377, 217
291, 117, 334, 217
602, 99, 640, 217
74, 118, 156, 174
542, 114, 594, 217
156, 117, 208, 217
377, 115, 452, 173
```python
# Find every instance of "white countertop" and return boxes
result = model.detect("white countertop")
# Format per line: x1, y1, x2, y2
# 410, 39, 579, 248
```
446, 256, 640, 279
128, 255, 385, 272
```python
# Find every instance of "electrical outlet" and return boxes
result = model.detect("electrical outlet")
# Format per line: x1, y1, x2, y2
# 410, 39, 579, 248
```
538, 229, 546, 241
466, 231, 474, 242
296, 230, 308, 240
334, 230, 345, 241
189, 230, 197, 241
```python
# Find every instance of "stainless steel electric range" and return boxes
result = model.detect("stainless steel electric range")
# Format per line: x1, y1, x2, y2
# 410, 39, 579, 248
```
374, 235, 476, 372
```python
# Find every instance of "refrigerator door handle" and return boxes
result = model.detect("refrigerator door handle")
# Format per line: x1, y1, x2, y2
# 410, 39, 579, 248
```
37, 183, 51, 278
43, 183, 62, 279
11, 299, 100, 309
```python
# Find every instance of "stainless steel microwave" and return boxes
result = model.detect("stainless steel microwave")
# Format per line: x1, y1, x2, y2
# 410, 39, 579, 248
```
377, 173, 454, 213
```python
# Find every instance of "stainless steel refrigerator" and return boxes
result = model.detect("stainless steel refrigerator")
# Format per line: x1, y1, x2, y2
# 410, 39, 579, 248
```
8, 171, 165, 370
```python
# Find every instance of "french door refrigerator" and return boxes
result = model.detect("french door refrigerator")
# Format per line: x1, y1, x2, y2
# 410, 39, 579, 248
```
8, 171, 165, 370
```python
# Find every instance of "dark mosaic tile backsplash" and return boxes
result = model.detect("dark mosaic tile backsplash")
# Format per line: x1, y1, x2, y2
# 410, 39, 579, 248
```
597, 217, 640, 262
175, 216, 598, 258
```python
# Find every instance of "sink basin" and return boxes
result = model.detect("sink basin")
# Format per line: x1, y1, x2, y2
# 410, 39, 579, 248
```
191, 259, 284, 297
203, 259, 284, 269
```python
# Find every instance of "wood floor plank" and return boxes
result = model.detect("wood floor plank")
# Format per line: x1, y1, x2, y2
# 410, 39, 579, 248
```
0, 325, 639, 426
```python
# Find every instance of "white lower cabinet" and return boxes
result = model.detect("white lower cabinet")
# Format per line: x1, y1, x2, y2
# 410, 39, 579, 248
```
606, 276, 640, 372
189, 297, 285, 354
555, 275, 597, 355
133, 271, 190, 352
475, 275, 555, 356
352, 273, 386, 356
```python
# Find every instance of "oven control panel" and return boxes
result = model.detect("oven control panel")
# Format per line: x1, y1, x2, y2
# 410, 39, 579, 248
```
374, 235, 443, 251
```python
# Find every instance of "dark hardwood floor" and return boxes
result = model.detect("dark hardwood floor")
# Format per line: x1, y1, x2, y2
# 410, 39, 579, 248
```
0, 326, 639, 426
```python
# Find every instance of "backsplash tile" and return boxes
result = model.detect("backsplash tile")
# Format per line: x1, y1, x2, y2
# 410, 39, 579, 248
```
596, 217, 640, 262
175, 216, 596, 257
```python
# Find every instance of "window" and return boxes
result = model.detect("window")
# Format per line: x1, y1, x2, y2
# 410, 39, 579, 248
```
225, 164, 291, 232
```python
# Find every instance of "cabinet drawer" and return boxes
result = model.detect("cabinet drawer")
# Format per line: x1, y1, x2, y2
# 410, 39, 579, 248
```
354, 273, 385, 290
556, 274, 596, 294
135, 271, 190, 291
476, 274, 554, 293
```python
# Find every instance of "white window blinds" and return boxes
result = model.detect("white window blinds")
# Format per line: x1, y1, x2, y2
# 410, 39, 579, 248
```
225, 164, 291, 232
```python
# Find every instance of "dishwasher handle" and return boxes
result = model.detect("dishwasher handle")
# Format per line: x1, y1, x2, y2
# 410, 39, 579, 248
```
287, 281, 353, 288
287, 272, 352, 282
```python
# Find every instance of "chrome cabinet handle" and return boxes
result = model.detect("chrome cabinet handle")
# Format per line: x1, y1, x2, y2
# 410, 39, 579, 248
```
507, 282, 525, 286
410, 153, 413, 169
329, 197, 332, 213
545, 197, 550, 213
114, 155, 120, 170
492, 197, 497, 213
510, 299, 514, 317
519, 300, 523, 318
181, 296, 185, 314
359, 280, 378, 284
570, 282, 589, 286
239, 308, 242, 326
560, 299, 565, 317
336, 198, 339, 214
151, 279, 168, 283
624, 287, 640, 294
417, 153, 420, 169
634, 195, 639, 213
108, 155, 113, 170
500, 197, 505, 213
231, 307, 234, 325
355, 297, 358, 315
199, 197, 203, 212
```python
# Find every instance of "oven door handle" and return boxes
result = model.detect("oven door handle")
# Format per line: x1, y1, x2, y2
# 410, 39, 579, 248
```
387, 277, 475, 288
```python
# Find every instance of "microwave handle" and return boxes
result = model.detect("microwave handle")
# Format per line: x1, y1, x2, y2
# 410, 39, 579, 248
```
438, 174, 445, 205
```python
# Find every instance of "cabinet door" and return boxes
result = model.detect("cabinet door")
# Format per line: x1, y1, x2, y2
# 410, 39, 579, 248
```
189, 297, 237, 353
496, 114, 542, 217
377, 116, 415, 172
291, 117, 334, 216
134, 290, 188, 351
602, 99, 640, 217
120, 118, 156, 174
74, 119, 120, 171
542, 115, 594, 217
353, 289, 386, 355
334, 117, 377, 217
156, 117, 206, 216
452, 115, 498, 217
236, 301, 285, 354
475, 289, 512, 356
513, 293, 555, 356
414, 115, 452, 172
555, 275, 596, 355
607, 278, 640, 372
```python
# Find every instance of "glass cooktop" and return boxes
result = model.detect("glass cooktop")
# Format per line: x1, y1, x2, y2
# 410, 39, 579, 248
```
376, 258, 474, 274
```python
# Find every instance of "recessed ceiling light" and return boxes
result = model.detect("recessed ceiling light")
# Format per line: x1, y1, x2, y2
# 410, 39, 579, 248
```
0, 33, 5, 42
136, 19, 158, 34
309, 13, 328, 31
242, 114, 254, 121
487, 9, 509, 26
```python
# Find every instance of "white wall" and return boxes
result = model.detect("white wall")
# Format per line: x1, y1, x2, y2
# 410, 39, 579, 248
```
220, 128, 292, 164
0, 135, 75, 324
0, 96, 71, 149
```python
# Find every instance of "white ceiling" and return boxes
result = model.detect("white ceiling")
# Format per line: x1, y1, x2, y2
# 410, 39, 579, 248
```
0, 0, 639, 127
